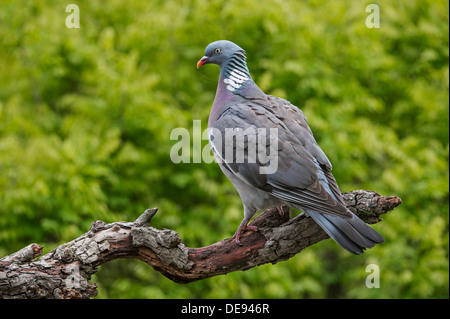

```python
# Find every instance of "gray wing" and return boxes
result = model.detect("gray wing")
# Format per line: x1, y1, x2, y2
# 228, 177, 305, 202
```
210, 97, 351, 218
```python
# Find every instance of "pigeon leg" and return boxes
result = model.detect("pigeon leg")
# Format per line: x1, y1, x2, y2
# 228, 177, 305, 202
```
232, 218, 259, 245
277, 206, 284, 216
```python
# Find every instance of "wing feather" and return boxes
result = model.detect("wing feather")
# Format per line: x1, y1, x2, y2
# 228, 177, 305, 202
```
211, 98, 351, 219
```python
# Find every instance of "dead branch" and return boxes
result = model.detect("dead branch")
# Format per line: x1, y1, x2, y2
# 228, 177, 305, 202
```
0, 190, 401, 299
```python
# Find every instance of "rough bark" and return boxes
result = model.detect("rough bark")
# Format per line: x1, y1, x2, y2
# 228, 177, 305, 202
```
0, 190, 401, 299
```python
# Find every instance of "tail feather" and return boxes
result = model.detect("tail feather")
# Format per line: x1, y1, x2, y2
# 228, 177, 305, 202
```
308, 210, 384, 255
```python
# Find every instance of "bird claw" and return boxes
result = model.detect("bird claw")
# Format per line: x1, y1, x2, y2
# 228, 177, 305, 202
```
277, 206, 284, 216
232, 224, 259, 245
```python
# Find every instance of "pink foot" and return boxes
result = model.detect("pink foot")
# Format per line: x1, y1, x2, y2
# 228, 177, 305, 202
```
277, 206, 284, 216
232, 221, 259, 245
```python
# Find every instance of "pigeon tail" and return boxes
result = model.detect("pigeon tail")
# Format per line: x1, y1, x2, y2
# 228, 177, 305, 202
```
307, 210, 384, 255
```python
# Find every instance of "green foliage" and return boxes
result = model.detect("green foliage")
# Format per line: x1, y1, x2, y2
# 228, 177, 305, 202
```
0, 0, 448, 298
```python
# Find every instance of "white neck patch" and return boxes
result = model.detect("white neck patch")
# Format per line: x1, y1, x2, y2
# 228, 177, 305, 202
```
223, 70, 249, 92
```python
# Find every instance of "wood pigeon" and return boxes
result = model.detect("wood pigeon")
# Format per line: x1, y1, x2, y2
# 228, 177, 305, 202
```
197, 40, 384, 254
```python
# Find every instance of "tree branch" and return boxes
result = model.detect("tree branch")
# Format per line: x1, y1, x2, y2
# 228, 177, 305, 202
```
0, 190, 401, 299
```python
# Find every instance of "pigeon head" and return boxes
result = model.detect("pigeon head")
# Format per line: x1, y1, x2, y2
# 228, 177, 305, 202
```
197, 40, 246, 69
197, 40, 253, 92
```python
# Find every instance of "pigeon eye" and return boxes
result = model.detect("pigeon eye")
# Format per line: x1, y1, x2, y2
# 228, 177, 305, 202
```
214, 48, 221, 54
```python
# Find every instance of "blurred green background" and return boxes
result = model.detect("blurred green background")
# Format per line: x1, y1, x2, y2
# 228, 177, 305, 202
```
0, 0, 448, 298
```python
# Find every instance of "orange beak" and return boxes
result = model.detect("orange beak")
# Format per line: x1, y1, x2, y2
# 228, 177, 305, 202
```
197, 56, 210, 69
